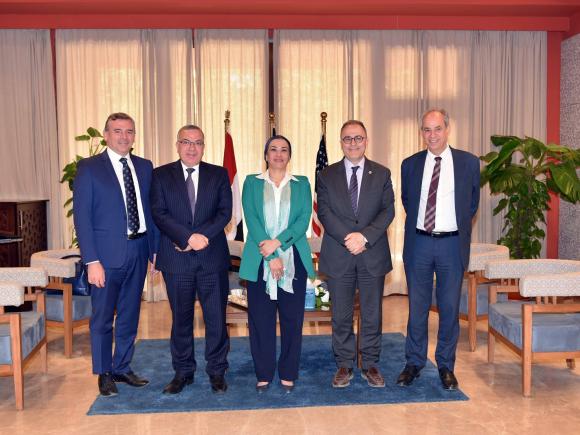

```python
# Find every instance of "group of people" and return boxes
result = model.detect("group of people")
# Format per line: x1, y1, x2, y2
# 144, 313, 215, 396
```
73, 108, 480, 399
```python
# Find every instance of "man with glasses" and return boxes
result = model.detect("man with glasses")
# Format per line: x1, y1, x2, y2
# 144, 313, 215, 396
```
150, 125, 232, 394
317, 120, 395, 388
74, 112, 158, 397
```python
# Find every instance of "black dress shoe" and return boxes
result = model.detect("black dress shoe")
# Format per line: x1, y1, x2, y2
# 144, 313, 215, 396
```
256, 382, 270, 393
396, 365, 421, 387
98, 373, 118, 397
209, 374, 227, 394
280, 381, 294, 393
162, 375, 194, 395
438, 368, 458, 390
112, 371, 149, 387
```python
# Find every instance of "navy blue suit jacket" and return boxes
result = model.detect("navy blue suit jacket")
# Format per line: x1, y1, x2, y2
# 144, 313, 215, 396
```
150, 160, 232, 274
73, 151, 158, 268
401, 147, 480, 269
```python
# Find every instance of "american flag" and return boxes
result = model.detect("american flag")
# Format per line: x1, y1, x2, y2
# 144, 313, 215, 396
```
312, 133, 328, 236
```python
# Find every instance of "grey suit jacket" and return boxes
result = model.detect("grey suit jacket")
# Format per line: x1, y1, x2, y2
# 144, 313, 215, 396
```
317, 158, 395, 278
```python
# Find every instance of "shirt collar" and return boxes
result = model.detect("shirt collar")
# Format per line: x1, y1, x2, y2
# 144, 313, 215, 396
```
343, 156, 366, 172
107, 147, 131, 163
256, 170, 298, 186
180, 161, 200, 173
427, 145, 451, 160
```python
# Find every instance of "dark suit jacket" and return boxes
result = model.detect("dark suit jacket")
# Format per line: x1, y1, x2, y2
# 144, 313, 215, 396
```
317, 158, 395, 278
73, 151, 158, 268
401, 147, 480, 269
150, 160, 232, 274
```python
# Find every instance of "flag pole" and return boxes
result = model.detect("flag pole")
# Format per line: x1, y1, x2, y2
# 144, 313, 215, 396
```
321, 111, 327, 136
225, 109, 230, 133
269, 112, 276, 135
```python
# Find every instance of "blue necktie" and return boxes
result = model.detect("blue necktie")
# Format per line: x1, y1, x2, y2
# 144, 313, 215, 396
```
120, 157, 140, 234
186, 167, 196, 221
349, 166, 359, 215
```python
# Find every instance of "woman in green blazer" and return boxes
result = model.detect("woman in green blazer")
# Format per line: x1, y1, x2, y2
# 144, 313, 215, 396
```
239, 135, 315, 393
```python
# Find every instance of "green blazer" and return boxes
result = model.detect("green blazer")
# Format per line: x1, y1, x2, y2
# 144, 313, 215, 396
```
239, 174, 315, 282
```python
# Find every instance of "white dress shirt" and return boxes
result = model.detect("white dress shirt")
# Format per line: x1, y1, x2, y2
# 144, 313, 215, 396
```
106, 147, 147, 234
257, 170, 298, 219
180, 161, 200, 200
416, 146, 458, 232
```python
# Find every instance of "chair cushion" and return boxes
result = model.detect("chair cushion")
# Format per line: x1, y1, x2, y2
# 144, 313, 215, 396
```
45, 294, 92, 322
0, 311, 45, 364
489, 301, 580, 352
432, 281, 507, 315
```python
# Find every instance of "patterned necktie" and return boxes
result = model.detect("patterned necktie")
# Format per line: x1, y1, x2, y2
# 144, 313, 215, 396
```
120, 157, 140, 234
186, 167, 196, 221
349, 166, 359, 215
424, 156, 442, 233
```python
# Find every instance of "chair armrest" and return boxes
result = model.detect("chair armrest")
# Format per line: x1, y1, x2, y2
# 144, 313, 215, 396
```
520, 272, 580, 297
0, 282, 24, 307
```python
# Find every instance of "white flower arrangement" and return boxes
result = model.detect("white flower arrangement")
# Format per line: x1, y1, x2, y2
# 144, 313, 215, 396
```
312, 278, 330, 310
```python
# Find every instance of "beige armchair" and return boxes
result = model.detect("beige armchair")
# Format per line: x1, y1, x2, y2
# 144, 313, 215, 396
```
484, 259, 580, 397
30, 249, 91, 358
0, 267, 48, 410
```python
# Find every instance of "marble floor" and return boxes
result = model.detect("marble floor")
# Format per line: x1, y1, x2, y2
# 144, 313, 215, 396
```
1, 295, 579, 435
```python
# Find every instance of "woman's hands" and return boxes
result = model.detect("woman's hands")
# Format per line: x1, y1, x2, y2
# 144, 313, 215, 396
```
259, 239, 281, 257
269, 257, 284, 280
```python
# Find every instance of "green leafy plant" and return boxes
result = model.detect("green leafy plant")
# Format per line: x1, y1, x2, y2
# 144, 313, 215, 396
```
480, 135, 580, 259
60, 127, 107, 245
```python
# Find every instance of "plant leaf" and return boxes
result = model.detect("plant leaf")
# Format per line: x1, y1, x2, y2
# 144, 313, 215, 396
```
549, 161, 580, 202
75, 134, 90, 141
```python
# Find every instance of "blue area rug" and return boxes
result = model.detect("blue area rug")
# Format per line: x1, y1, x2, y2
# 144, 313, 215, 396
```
87, 333, 467, 415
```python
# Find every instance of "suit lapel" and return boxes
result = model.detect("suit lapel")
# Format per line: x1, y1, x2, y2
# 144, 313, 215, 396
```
334, 159, 356, 218
99, 151, 125, 210
451, 147, 464, 221
170, 160, 192, 218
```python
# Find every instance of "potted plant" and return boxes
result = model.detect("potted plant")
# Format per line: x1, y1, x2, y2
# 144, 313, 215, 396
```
60, 127, 106, 245
480, 135, 580, 259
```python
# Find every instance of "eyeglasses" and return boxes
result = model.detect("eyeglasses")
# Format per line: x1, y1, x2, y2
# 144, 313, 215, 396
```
177, 139, 204, 147
341, 135, 366, 145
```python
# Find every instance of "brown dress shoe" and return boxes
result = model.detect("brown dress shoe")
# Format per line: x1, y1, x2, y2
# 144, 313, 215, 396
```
361, 367, 385, 388
332, 367, 354, 388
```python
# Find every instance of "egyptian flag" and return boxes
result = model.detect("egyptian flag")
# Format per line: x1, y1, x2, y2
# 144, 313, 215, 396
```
223, 130, 244, 241
312, 133, 328, 236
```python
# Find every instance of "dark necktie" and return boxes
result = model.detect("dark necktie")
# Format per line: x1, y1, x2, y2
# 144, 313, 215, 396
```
424, 156, 442, 233
349, 166, 359, 214
120, 157, 140, 234
186, 167, 196, 221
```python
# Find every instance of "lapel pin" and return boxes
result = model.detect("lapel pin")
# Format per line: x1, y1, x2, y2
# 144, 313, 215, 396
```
368, 170, 372, 174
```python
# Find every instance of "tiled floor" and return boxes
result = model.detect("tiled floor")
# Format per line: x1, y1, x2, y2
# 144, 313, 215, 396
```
1, 296, 579, 434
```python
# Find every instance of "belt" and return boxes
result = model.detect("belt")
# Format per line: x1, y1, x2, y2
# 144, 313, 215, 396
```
416, 229, 459, 238
128, 231, 147, 240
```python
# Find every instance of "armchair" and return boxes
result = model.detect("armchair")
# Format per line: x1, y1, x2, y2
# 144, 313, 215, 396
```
0, 267, 48, 410
484, 259, 580, 397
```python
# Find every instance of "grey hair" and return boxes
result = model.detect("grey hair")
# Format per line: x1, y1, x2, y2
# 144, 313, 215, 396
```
420, 109, 450, 128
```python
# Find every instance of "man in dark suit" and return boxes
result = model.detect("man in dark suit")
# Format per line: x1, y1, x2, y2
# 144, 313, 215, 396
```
317, 120, 395, 388
397, 109, 480, 390
150, 125, 232, 394
74, 112, 158, 397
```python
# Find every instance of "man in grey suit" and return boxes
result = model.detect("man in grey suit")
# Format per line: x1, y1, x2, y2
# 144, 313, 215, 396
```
317, 120, 395, 388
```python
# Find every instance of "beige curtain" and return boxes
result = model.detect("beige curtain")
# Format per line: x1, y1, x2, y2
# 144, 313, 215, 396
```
276, 30, 546, 294
55, 29, 195, 301
194, 29, 269, 182
275, 30, 352, 180
0, 30, 61, 249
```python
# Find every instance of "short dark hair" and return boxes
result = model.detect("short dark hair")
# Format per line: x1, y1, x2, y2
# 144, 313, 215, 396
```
263, 135, 292, 167
340, 120, 367, 137
103, 112, 135, 132
420, 108, 450, 128
177, 124, 204, 140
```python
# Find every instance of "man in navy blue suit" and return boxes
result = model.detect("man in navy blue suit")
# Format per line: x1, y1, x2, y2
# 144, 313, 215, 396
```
150, 125, 232, 395
74, 112, 158, 397
397, 109, 480, 390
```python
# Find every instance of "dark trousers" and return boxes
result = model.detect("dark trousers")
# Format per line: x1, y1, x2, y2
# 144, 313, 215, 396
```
90, 237, 148, 375
246, 247, 307, 382
404, 233, 464, 371
328, 255, 385, 370
163, 267, 230, 377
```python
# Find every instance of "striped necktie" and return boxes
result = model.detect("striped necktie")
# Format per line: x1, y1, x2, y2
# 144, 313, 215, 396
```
424, 156, 442, 233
